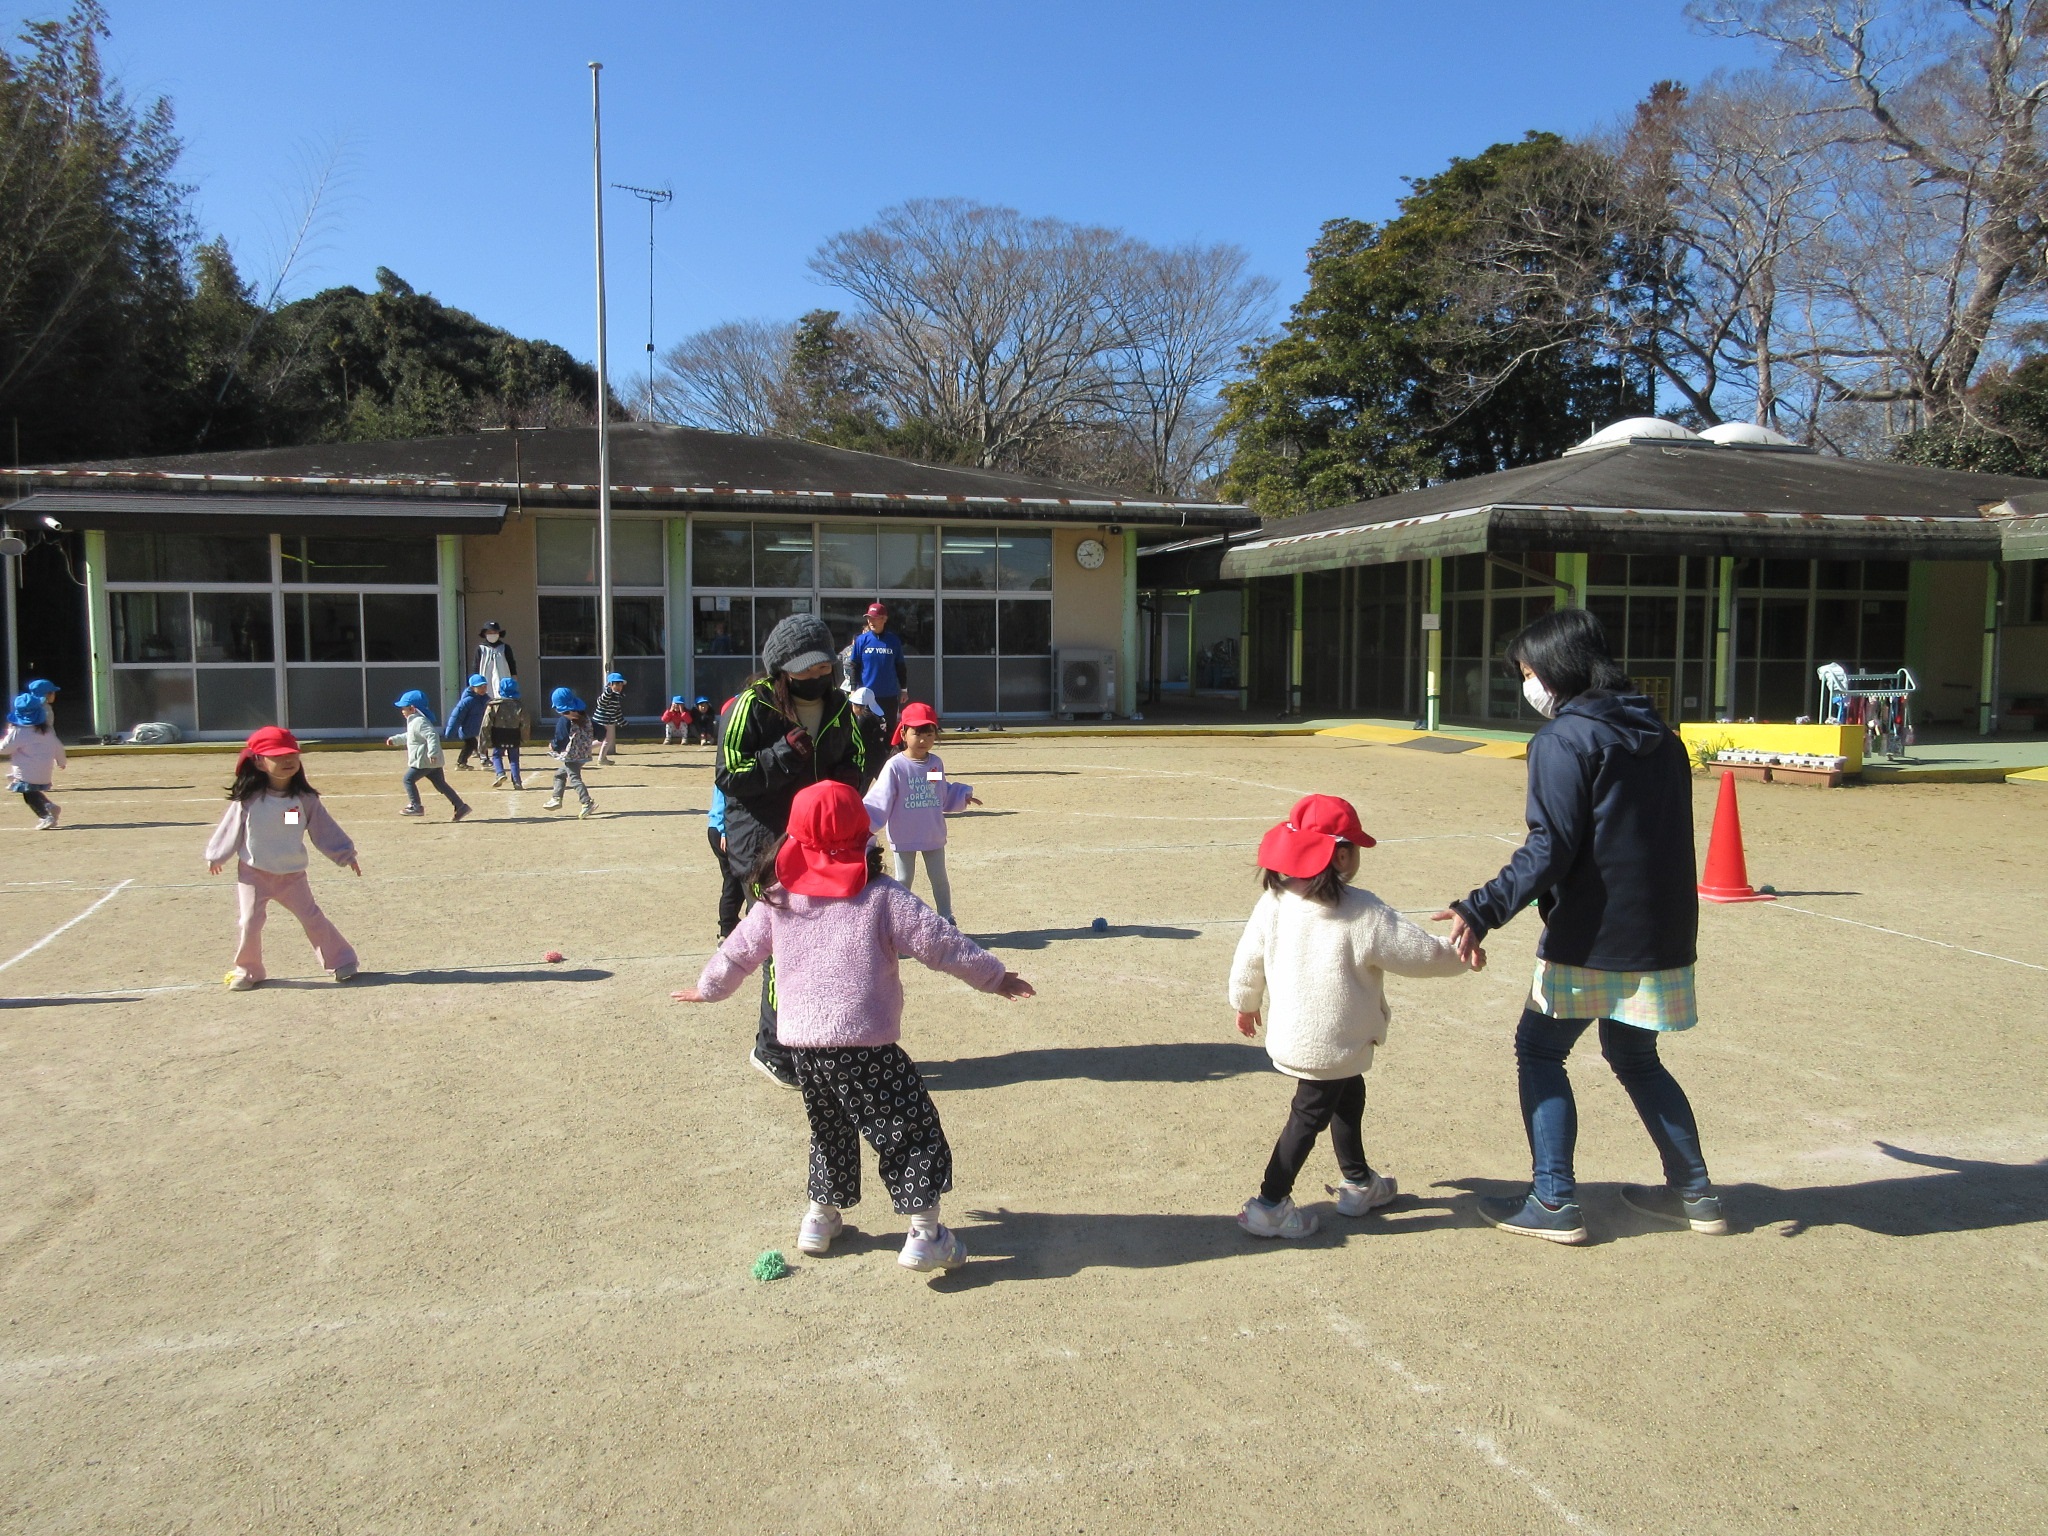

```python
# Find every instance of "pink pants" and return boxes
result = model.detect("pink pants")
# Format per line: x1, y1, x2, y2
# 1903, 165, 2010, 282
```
234, 863, 357, 980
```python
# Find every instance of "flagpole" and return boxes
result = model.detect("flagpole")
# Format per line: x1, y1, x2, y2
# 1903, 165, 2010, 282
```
589, 61, 615, 679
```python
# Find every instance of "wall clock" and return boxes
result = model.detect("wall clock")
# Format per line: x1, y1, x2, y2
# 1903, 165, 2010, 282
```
1075, 537, 1107, 570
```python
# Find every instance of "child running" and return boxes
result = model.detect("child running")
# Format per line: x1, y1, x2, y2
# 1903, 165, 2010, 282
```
673, 780, 1034, 1274
863, 702, 978, 922
545, 687, 598, 818
1228, 794, 1480, 1239
662, 695, 690, 745
204, 726, 360, 990
443, 673, 490, 770
0, 691, 66, 829
387, 690, 471, 821
591, 672, 627, 764
483, 677, 528, 788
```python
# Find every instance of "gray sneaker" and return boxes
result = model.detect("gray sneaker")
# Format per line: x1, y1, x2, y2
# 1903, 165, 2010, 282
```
1478, 1192, 1588, 1244
1621, 1184, 1729, 1234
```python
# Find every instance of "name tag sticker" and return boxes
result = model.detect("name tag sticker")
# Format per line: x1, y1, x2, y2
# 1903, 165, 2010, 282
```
283, 806, 302, 825
927, 770, 945, 782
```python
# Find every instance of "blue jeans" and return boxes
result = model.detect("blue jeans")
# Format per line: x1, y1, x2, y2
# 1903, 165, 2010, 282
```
1514, 1009, 1711, 1205
403, 764, 464, 810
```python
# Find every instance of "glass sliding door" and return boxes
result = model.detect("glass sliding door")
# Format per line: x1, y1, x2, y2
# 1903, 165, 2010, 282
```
537, 516, 670, 719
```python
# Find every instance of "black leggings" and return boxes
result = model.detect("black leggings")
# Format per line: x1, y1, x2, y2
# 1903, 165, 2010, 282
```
707, 826, 745, 937
1261, 1074, 1375, 1204
791, 1044, 951, 1212
18, 788, 49, 818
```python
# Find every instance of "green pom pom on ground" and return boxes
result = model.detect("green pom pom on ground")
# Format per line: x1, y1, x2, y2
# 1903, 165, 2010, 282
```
752, 1249, 790, 1282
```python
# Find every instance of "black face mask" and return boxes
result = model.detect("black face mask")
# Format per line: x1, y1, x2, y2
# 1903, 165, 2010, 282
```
785, 674, 831, 701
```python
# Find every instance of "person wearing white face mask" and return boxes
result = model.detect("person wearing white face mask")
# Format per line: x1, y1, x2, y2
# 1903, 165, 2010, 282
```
1434, 606, 1723, 1246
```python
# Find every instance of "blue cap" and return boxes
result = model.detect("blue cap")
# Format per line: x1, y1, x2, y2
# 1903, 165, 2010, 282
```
695, 696, 710, 705
605, 672, 626, 685
670, 695, 686, 705
7, 692, 45, 726
394, 689, 430, 711
550, 686, 585, 712
498, 678, 520, 698
26, 679, 57, 698
468, 673, 488, 688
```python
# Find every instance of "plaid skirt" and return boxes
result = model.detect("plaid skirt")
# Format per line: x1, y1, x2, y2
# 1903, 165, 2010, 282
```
1529, 959, 1698, 1032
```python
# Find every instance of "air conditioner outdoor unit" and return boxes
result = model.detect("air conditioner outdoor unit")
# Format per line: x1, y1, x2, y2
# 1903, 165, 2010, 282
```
1056, 648, 1116, 718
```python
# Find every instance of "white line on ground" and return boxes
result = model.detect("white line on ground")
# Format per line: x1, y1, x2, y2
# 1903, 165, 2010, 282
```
1327, 1309, 1609, 1536
1772, 902, 2046, 972
0, 880, 132, 975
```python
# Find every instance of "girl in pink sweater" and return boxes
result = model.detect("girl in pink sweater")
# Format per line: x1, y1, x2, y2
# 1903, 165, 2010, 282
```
675, 780, 1034, 1274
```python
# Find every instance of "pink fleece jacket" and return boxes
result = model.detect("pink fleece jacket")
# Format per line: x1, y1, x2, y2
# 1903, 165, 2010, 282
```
695, 876, 1008, 1048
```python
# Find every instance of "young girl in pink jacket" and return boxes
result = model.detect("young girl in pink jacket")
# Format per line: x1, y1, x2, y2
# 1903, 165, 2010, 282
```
674, 779, 1034, 1275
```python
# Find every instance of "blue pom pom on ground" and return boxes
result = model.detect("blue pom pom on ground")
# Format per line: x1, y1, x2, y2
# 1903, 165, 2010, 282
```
1090, 917, 1108, 933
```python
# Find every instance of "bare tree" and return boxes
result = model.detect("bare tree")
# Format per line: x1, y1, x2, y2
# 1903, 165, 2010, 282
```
650, 318, 795, 435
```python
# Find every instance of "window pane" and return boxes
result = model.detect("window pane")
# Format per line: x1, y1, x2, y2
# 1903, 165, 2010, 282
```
943, 658, 996, 713
818, 525, 879, 589
286, 666, 365, 730
613, 520, 666, 586
540, 595, 598, 657
197, 667, 276, 732
369, 665, 440, 720
1447, 598, 1483, 658
1761, 559, 1810, 590
362, 593, 439, 662
614, 596, 666, 658
754, 523, 813, 588
1863, 561, 1908, 592
941, 528, 997, 590
880, 528, 936, 589
694, 595, 751, 657
285, 593, 361, 663
821, 597, 873, 658
1490, 596, 1522, 654
998, 657, 1051, 713
536, 519, 597, 585
1627, 596, 1677, 660
1815, 560, 1861, 591
1814, 598, 1859, 660
1587, 594, 1626, 653
193, 592, 274, 663
112, 667, 196, 733
692, 521, 751, 586
1758, 597, 1808, 660
943, 598, 996, 655
111, 592, 190, 663
1629, 555, 1680, 587
693, 658, 755, 708
1587, 553, 1629, 586
1860, 599, 1906, 661
286, 535, 436, 585
998, 598, 1051, 656
887, 598, 935, 657
1445, 553, 1486, 594
753, 595, 813, 651
997, 531, 1052, 592
106, 532, 268, 584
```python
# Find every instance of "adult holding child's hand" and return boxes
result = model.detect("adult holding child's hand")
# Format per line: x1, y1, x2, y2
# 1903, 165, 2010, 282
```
1438, 607, 1724, 1246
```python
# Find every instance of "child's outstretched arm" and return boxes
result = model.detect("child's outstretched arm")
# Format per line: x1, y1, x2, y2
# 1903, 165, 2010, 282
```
941, 779, 978, 812
672, 902, 771, 1003
1370, 900, 1483, 976
1226, 895, 1273, 1032
886, 885, 1032, 999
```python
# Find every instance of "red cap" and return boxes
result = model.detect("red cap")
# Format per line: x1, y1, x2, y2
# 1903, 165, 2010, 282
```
236, 725, 301, 773
891, 700, 940, 747
1256, 794, 1375, 879
774, 781, 873, 898
865, 601, 888, 617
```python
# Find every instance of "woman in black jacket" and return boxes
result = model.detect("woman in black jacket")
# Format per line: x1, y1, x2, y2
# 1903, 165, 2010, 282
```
1438, 607, 1723, 1245
715, 613, 869, 1086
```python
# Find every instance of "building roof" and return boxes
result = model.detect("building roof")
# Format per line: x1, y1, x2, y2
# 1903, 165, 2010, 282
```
5, 490, 506, 536
1214, 438, 2048, 580
0, 422, 1255, 530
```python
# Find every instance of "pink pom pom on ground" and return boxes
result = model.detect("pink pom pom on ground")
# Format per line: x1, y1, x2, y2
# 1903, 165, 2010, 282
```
543, 951, 565, 964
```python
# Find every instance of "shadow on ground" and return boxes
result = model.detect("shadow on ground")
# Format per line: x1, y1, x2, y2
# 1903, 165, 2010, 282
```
969, 923, 1201, 950
0, 995, 132, 1008
264, 967, 615, 988
922, 1040, 1269, 1090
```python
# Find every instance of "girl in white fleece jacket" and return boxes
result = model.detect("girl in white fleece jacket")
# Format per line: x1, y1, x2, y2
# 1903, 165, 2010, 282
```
1228, 794, 1479, 1240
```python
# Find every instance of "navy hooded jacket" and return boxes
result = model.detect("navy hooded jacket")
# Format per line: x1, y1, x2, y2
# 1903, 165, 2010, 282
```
1451, 690, 1698, 971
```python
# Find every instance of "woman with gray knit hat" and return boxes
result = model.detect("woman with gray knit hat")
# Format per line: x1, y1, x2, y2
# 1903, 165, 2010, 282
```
715, 611, 872, 1087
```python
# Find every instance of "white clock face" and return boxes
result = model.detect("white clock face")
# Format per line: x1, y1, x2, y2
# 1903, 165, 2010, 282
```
1075, 537, 1107, 570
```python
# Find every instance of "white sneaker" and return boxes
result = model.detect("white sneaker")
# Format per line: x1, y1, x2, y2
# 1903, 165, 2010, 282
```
35, 813, 56, 830
898, 1224, 966, 1273
543, 797, 562, 810
492, 773, 507, 787
797, 1205, 844, 1256
1238, 1195, 1318, 1240
225, 969, 259, 992
1328, 1173, 1398, 1217
579, 802, 598, 819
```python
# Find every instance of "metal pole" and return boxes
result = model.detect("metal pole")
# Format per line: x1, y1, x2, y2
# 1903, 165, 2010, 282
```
590, 62, 615, 679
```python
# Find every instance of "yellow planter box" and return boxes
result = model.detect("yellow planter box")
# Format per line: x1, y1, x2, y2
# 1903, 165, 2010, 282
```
1677, 722, 1864, 775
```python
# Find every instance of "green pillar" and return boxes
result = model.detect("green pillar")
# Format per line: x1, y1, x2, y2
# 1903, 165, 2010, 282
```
1980, 563, 2001, 735
1119, 528, 1139, 716
437, 534, 463, 707
1553, 551, 1588, 608
1288, 571, 1305, 716
1424, 557, 1443, 731
82, 529, 111, 739
1713, 556, 1735, 721
669, 515, 691, 702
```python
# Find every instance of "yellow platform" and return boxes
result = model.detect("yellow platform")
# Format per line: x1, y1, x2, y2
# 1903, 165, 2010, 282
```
1677, 722, 1864, 774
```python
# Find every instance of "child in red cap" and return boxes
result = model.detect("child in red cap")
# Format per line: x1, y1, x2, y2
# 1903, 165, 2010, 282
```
673, 780, 1034, 1275
862, 702, 980, 922
1227, 794, 1481, 1239
204, 727, 362, 990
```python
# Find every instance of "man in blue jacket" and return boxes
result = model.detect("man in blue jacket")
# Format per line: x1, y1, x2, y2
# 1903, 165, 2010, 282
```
845, 602, 909, 738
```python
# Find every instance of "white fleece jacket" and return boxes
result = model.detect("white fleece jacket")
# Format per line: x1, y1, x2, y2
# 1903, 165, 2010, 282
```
1228, 882, 1467, 1080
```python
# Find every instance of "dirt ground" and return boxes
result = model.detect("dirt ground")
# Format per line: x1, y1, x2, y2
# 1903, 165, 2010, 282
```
1, 732, 2043, 1535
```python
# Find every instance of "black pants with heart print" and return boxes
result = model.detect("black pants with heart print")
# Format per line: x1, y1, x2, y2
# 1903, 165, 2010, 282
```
790, 1044, 952, 1213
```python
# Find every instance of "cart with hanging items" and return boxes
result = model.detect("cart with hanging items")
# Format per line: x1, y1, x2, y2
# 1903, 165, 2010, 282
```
1817, 663, 1917, 760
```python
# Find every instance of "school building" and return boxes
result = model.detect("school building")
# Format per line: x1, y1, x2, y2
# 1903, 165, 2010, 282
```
0, 423, 1254, 741
1138, 419, 2048, 734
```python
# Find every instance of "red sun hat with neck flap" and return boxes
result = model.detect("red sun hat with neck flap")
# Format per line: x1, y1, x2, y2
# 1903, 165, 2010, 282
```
1257, 793, 1376, 879
236, 725, 301, 774
776, 781, 874, 898
891, 701, 939, 747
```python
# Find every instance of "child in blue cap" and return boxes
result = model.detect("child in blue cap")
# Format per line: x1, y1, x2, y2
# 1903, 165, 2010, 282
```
483, 677, 528, 789
686, 695, 716, 745
661, 695, 689, 745
1, 692, 66, 829
545, 686, 597, 817
386, 690, 471, 820
591, 671, 628, 765
444, 673, 490, 770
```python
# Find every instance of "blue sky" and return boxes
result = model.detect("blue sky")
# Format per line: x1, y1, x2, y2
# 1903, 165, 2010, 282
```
24, 2, 1761, 374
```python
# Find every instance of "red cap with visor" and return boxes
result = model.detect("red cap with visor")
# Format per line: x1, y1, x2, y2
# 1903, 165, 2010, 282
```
891, 701, 939, 747
775, 781, 874, 898
236, 725, 301, 774
1256, 793, 1376, 880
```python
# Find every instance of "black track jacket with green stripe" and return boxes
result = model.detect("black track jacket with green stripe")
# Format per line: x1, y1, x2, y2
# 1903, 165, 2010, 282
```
714, 679, 868, 876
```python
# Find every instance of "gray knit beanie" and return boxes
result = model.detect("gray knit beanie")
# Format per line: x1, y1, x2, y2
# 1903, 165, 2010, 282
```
760, 612, 836, 677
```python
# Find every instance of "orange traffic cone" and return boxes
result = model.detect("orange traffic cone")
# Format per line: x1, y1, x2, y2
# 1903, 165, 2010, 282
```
1698, 770, 1774, 903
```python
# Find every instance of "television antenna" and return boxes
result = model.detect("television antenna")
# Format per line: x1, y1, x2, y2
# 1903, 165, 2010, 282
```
612, 181, 673, 413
